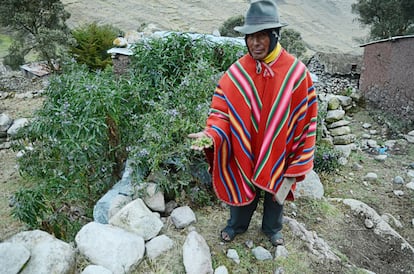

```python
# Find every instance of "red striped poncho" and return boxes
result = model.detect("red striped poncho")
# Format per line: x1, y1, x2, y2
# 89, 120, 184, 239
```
204, 48, 318, 206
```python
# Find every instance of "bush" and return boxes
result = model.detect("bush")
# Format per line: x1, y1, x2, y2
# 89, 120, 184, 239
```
280, 28, 307, 59
219, 15, 244, 37
128, 33, 245, 202
13, 33, 245, 240
13, 63, 127, 240
70, 22, 121, 71
313, 143, 341, 174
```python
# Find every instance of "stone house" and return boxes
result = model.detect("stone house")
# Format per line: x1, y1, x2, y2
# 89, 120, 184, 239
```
359, 35, 414, 121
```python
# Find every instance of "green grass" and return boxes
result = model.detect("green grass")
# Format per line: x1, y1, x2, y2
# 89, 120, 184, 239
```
0, 33, 12, 59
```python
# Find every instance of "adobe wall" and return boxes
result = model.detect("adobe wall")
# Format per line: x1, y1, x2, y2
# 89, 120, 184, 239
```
360, 37, 414, 121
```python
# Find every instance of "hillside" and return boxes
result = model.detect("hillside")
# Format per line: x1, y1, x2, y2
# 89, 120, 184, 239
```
62, 0, 368, 54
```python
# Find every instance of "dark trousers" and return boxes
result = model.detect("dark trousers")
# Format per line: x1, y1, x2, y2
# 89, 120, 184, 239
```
226, 190, 284, 237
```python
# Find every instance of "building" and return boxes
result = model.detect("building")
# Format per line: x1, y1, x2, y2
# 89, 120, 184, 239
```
359, 35, 414, 121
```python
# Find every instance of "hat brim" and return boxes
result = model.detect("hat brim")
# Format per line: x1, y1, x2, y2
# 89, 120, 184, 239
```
234, 22, 288, 35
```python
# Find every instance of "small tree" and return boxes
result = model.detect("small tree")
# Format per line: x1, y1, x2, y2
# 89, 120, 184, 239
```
70, 22, 121, 71
352, 0, 414, 39
0, 0, 73, 70
280, 28, 306, 59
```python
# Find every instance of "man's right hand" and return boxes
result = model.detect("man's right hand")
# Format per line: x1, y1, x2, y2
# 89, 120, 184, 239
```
188, 132, 213, 151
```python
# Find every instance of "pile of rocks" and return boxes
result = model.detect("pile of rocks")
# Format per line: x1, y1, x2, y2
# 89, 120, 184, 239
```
0, 113, 29, 149
1, 158, 328, 274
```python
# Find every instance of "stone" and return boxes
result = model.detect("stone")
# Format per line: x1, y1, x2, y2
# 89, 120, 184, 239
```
405, 182, 414, 191
326, 110, 346, 123
170, 206, 196, 229
0, 113, 13, 132
0, 242, 30, 274
275, 245, 289, 259
145, 235, 175, 260
294, 170, 324, 199
362, 123, 372, 129
327, 119, 350, 129
226, 249, 240, 264
108, 194, 133, 220
109, 198, 163, 241
252, 246, 272, 261
329, 126, 351, 136
75, 222, 145, 274
374, 155, 387, 162
214, 265, 229, 274
6, 230, 76, 274
393, 176, 404, 184
6, 118, 29, 136
333, 134, 356, 145
183, 231, 213, 274
336, 95, 353, 107
327, 97, 341, 110
143, 183, 166, 212
363, 172, 378, 182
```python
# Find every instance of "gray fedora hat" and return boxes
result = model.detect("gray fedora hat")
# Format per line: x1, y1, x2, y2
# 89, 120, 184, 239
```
234, 0, 288, 34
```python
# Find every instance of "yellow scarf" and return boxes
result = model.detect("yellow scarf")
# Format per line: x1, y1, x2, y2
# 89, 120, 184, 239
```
263, 43, 282, 64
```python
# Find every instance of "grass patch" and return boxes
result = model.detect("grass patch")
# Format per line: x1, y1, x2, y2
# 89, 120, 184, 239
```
0, 33, 12, 59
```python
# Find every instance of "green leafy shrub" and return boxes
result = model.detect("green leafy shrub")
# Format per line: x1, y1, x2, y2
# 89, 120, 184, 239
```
128, 33, 245, 202
219, 15, 244, 37
13, 33, 245, 240
70, 22, 121, 71
280, 28, 307, 59
13, 63, 128, 240
313, 143, 341, 174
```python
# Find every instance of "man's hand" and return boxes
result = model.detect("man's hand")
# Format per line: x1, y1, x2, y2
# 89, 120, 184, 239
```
188, 132, 213, 151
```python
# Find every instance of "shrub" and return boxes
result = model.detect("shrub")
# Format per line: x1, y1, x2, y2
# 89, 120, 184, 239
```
128, 33, 245, 202
70, 22, 121, 71
13, 63, 127, 240
280, 28, 307, 59
313, 143, 341, 174
219, 15, 244, 37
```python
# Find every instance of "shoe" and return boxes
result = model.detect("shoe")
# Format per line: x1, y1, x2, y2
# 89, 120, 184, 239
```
220, 226, 236, 242
270, 231, 284, 246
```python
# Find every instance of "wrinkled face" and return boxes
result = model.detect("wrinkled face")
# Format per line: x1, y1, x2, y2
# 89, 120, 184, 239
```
246, 30, 270, 60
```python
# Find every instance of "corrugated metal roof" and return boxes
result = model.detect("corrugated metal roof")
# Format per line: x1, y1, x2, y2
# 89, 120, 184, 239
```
359, 34, 414, 47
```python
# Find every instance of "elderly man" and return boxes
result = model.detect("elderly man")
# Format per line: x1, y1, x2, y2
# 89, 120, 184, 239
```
189, 0, 317, 246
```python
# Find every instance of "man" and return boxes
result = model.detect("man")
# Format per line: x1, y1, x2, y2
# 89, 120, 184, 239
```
189, 0, 317, 246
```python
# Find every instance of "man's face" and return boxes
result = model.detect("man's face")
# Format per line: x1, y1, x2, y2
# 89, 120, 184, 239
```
246, 30, 270, 61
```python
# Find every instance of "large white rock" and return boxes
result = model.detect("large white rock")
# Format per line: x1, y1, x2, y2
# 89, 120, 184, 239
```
109, 198, 163, 240
0, 113, 13, 132
145, 234, 175, 260
143, 183, 166, 212
6, 230, 76, 274
170, 206, 196, 229
0, 242, 30, 274
295, 170, 324, 199
6, 118, 29, 136
183, 231, 213, 274
75, 222, 145, 274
